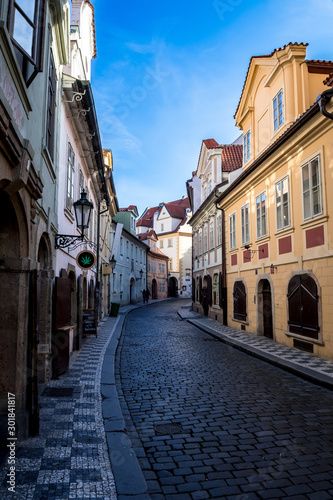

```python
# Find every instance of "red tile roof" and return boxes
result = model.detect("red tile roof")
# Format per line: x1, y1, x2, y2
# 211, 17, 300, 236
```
86, 1, 97, 58
203, 139, 220, 149
119, 205, 138, 212
221, 145, 243, 172
137, 198, 189, 228
234, 42, 308, 119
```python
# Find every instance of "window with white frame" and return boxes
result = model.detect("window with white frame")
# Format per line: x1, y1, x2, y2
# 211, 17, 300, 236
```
160, 240, 164, 248
275, 177, 290, 230
203, 226, 208, 253
120, 237, 123, 255
198, 233, 202, 256
209, 220, 214, 249
256, 192, 267, 239
217, 214, 222, 246
169, 258, 173, 271
229, 213, 236, 250
243, 130, 251, 163
208, 179, 212, 194
213, 273, 219, 306
302, 156, 322, 220
161, 223, 164, 231
168, 238, 173, 247
273, 89, 284, 131
66, 142, 75, 210
241, 204, 250, 245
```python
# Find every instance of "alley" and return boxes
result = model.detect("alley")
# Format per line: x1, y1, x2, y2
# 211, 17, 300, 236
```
116, 300, 333, 500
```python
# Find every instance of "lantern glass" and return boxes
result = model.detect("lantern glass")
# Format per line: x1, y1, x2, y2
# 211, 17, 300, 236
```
73, 190, 93, 231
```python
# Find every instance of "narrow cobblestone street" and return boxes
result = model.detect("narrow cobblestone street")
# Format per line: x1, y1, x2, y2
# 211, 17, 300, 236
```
116, 300, 333, 500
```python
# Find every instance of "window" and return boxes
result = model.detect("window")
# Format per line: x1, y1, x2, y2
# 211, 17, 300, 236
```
159, 263, 165, 274
302, 156, 322, 220
203, 227, 208, 253
243, 130, 251, 163
198, 233, 202, 256
161, 223, 164, 231
241, 204, 250, 245
7, 0, 46, 85
276, 177, 290, 230
168, 239, 173, 247
208, 179, 212, 194
213, 273, 219, 306
169, 258, 173, 271
46, 51, 56, 160
256, 192, 267, 239
233, 281, 247, 321
120, 237, 123, 255
273, 89, 284, 131
287, 274, 319, 339
66, 142, 75, 210
126, 241, 129, 256
120, 274, 123, 292
209, 221, 214, 249
217, 214, 222, 246
160, 240, 164, 249
229, 213, 236, 250
79, 170, 84, 198
203, 186, 207, 199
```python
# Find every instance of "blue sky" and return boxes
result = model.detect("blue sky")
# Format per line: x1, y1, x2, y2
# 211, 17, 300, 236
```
92, 0, 333, 215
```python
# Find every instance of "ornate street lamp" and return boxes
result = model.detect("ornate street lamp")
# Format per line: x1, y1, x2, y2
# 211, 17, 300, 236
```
110, 255, 117, 271
55, 190, 94, 249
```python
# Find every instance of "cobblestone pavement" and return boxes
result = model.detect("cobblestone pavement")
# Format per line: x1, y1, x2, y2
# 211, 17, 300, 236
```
178, 305, 333, 385
0, 316, 119, 500
116, 299, 333, 500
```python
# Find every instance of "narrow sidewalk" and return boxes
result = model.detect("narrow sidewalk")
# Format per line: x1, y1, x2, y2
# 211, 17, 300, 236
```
178, 304, 333, 390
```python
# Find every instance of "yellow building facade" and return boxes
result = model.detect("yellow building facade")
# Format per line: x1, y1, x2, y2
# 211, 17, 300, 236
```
216, 43, 333, 360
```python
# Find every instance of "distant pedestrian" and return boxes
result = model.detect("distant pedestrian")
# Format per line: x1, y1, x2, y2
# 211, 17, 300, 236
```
142, 289, 147, 303
146, 289, 150, 302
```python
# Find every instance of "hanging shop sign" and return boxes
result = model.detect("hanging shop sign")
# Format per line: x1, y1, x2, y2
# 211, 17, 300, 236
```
76, 250, 96, 270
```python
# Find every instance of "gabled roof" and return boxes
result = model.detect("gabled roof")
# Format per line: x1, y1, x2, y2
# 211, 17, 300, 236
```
137, 198, 190, 229
119, 205, 139, 216
137, 229, 157, 241
234, 42, 309, 119
221, 145, 243, 172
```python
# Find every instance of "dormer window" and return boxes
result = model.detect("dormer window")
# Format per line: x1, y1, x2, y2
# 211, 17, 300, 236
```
243, 130, 251, 163
273, 90, 284, 131
7, 0, 46, 86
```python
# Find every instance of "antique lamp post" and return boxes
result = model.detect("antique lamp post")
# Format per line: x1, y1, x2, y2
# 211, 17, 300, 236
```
55, 190, 93, 249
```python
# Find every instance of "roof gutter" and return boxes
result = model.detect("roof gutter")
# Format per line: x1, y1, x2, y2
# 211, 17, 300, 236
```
317, 88, 333, 120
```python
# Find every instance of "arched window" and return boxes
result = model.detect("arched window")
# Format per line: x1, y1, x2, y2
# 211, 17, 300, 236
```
233, 281, 247, 321
287, 274, 319, 339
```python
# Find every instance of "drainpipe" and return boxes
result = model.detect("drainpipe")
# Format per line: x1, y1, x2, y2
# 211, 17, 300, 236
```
215, 190, 227, 325
317, 88, 333, 120
95, 204, 109, 322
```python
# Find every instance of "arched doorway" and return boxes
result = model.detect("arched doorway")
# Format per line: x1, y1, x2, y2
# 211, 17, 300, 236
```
130, 277, 135, 304
0, 190, 29, 442
257, 279, 273, 339
169, 277, 178, 297
152, 279, 157, 299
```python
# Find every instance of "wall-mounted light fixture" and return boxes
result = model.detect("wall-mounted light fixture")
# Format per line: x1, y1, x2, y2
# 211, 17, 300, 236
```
55, 190, 93, 249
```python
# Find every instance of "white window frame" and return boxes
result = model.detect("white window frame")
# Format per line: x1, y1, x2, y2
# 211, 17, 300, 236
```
273, 89, 284, 132
217, 214, 222, 246
66, 142, 75, 210
256, 192, 267, 239
275, 176, 290, 231
209, 220, 214, 250
302, 155, 322, 221
243, 130, 251, 163
168, 238, 173, 247
203, 226, 208, 253
241, 204, 250, 245
229, 212, 236, 250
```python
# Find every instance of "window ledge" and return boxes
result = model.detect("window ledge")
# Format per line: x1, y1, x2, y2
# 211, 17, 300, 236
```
255, 235, 270, 245
300, 215, 328, 229
42, 146, 56, 182
284, 331, 324, 346
274, 226, 294, 237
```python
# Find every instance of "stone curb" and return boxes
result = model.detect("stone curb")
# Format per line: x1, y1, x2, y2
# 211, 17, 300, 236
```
184, 316, 333, 391
101, 299, 173, 499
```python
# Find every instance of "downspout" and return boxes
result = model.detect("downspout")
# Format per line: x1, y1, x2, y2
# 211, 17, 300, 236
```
317, 88, 333, 120
95, 204, 109, 322
215, 189, 227, 325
